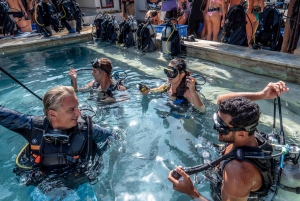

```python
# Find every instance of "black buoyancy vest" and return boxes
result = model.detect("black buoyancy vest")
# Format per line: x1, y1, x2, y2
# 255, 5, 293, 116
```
91, 78, 120, 98
216, 133, 274, 199
30, 116, 90, 167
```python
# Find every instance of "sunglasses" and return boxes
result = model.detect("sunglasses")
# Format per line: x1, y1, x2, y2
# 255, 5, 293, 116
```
43, 133, 70, 145
164, 66, 180, 78
213, 113, 245, 135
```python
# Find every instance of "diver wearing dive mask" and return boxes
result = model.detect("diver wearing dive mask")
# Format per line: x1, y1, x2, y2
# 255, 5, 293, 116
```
140, 58, 205, 113
69, 58, 127, 102
213, 112, 258, 135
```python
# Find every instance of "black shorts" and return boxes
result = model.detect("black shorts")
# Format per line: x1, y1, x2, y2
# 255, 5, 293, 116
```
12, 12, 24, 18
165, 9, 177, 20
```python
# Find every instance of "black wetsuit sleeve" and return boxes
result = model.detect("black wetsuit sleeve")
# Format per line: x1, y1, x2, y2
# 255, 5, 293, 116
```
0, 105, 33, 142
92, 124, 114, 143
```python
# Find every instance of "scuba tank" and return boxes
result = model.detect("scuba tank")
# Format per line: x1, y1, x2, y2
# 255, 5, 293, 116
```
161, 19, 175, 56
147, 19, 156, 46
128, 15, 138, 45
108, 15, 119, 44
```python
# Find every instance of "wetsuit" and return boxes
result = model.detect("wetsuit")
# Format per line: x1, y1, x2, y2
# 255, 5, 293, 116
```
210, 132, 274, 201
188, 0, 206, 36
0, 105, 114, 177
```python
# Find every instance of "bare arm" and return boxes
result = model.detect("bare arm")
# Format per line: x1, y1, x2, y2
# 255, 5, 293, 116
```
217, 81, 289, 104
141, 83, 169, 95
185, 76, 205, 113
247, 0, 253, 15
68, 68, 92, 92
168, 167, 210, 201
18, 0, 27, 15
221, 160, 262, 201
222, 0, 226, 25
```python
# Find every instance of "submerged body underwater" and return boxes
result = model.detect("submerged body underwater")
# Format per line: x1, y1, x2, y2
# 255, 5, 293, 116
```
0, 41, 300, 201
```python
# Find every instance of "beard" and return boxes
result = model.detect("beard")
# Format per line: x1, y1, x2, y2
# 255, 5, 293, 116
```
218, 131, 236, 143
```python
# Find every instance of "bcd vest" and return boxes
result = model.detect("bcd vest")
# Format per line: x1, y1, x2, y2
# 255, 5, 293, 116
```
29, 116, 92, 168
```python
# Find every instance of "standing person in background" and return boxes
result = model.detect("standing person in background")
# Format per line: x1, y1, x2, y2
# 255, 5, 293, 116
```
188, 0, 206, 38
7, 0, 28, 33
204, 0, 222, 41
121, 0, 135, 20
177, 0, 191, 25
159, 0, 178, 23
145, 10, 162, 25
246, 0, 264, 46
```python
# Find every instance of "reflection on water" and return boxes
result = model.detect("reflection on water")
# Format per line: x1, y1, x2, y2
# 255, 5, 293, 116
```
0, 42, 299, 201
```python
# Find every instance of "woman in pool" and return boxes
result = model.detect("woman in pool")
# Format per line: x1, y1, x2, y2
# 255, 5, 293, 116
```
69, 57, 126, 102
141, 58, 205, 113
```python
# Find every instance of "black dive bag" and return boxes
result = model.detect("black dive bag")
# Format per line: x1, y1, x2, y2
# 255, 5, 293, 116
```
58, 0, 82, 33
221, 4, 248, 46
136, 22, 156, 52
35, 1, 59, 37
251, 6, 283, 51
118, 20, 135, 48
0, 2, 15, 36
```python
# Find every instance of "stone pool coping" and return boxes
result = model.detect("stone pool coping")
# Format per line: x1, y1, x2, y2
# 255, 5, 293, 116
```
1, 27, 299, 85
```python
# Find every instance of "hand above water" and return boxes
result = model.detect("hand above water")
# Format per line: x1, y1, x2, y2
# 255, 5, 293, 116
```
261, 81, 289, 99
186, 76, 196, 92
168, 167, 205, 200
68, 68, 77, 80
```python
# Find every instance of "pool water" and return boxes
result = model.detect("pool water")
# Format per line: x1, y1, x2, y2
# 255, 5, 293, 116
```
0, 42, 299, 201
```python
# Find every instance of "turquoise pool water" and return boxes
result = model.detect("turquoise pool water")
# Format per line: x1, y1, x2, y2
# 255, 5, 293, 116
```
0, 42, 299, 201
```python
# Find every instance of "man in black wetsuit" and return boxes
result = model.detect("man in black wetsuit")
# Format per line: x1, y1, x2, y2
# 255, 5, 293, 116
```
188, 0, 206, 38
0, 86, 115, 190
168, 81, 289, 200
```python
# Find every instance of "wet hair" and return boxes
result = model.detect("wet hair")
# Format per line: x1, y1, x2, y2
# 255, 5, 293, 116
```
95, 58, 113, 75
218, 97, 260, 136
169, 58, 190, 97
43, 86, 75, 120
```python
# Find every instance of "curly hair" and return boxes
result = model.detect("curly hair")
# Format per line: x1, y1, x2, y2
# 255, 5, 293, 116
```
218, 97, 260, 135
169, 58, 190, 97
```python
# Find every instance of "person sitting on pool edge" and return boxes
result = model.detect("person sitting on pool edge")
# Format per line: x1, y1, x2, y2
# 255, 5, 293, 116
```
69, 58, 126, 102
140, 58, 205, 113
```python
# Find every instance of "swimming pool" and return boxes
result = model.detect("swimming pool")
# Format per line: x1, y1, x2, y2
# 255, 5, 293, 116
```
0, 41, 299, 201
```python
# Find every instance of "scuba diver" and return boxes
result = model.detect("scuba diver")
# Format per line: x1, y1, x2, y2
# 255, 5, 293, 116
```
168, 81, 291, 200
68, 58, 127, 102
139, 58, 205, 113
34, 0, 59, 37
0, 86, 116, 192
57, 0, 82, 33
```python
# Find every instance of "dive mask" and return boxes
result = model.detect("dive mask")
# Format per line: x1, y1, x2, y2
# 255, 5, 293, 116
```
91, 58, 110, 75
213, 113, 258, 135
43, 133, 70, 145
164, 67, 179, 78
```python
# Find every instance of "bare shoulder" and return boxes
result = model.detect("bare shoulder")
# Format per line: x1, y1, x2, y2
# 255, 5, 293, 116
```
222, 160, 262, 198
